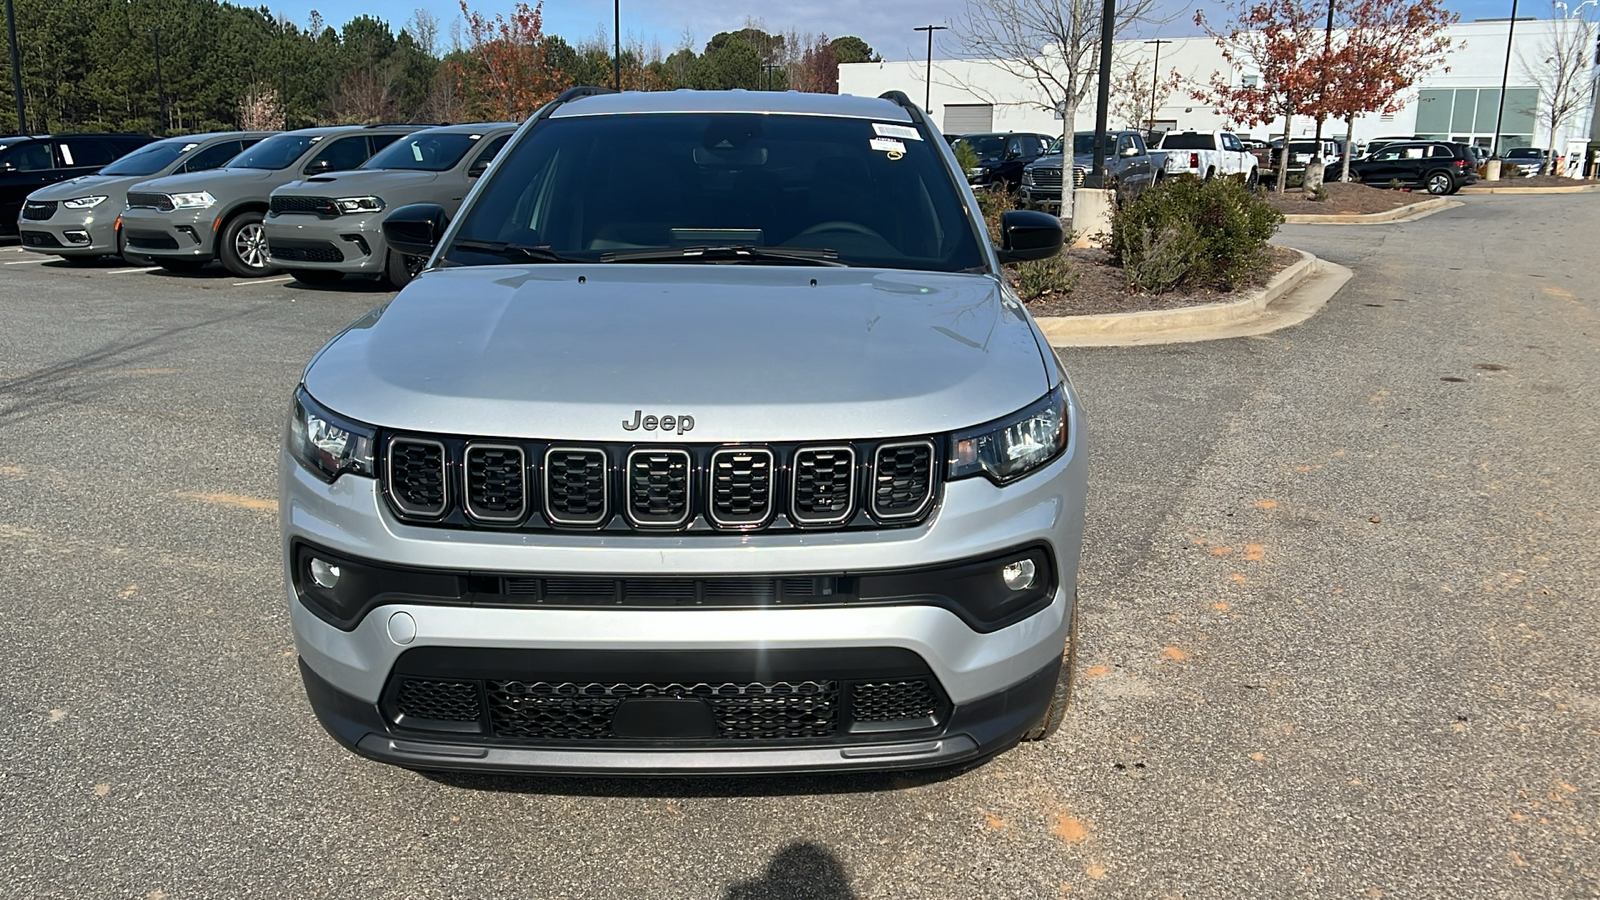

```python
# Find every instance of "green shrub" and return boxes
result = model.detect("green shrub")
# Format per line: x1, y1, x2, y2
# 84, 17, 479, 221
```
1309, 184, 1330, 202
1107, 176, 1283, 292
954, 141, 979, 174
973, 184, 1076, 301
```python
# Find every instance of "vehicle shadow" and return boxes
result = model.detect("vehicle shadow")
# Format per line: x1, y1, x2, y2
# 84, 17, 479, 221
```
282, 277, 395, 294
417, 756, 989, 798
723, 842, 859, 900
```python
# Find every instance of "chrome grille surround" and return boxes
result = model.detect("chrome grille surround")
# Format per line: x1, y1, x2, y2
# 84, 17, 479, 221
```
462, 443, 528, 524
870, 439, 937, 521
386, 437, 449, 519
543, 447, 609, 527
624, 448, 693, 528
790, 446, 857, 526
707, 447, 775, 529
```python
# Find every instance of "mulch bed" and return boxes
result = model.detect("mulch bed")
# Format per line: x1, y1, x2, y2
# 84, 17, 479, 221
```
1021, 245, 1301, 318
1263, 181, 1426, 216
1471, 175, 1600, 188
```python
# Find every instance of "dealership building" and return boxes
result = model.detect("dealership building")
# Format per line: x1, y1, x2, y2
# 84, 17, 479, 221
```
840, 18, 1599, 157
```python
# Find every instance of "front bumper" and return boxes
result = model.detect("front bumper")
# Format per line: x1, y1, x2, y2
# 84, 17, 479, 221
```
264, 211, 387, 273
119, 206, 218, 259
281, 396, 1087, 773
18, 210, 118, 256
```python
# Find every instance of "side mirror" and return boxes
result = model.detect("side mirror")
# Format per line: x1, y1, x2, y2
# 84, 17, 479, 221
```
382, 203, 450, 258
995, 209, 1063, 265
1120, 145, 1139, 158
303, 158, 333, 176
467, 160, 489, 178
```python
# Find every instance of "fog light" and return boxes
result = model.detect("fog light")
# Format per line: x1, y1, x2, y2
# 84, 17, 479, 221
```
309, 557, 341, 589
64, 230, 90, 244
1001, 559, 1037, 592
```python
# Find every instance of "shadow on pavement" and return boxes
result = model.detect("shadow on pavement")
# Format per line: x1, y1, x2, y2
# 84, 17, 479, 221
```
723, 842, 859, 900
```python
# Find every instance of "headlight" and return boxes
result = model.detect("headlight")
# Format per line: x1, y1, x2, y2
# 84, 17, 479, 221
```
335, 196, 384, 214
62, 195, 108, 209
1022, 170, 1034, 185
948, 384, 1069, 485
966, 167, 984, 177
169, 191, 215, 209
287, 387, 375, 482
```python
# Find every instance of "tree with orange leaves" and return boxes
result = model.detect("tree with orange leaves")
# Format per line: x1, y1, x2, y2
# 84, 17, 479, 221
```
1195, 0, 1324, 192
451, 0, 565, 120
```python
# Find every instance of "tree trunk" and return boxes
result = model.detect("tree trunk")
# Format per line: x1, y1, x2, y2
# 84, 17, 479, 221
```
1341, 113, 1354, 182
1060, 104, 1076, 226
1276, 108, 1293, 194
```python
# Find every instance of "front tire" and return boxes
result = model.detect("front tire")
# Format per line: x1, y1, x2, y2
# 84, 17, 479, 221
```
218, 211, 277, 277
1425, 171, 1454, 195
384, 248, 426, 289
1246, 169, 1260, 191
1022, 597, 1079, 742
288, 269, 343, 286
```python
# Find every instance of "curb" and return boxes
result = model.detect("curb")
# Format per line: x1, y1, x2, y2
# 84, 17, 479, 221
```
1038, 247, 1351, 347
1281, 197, 1454, 225
1457, 183, 1600, 194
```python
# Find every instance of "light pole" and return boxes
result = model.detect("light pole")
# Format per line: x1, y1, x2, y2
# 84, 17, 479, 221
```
5, 0, 23, 133
761, 63, 781, 91
152, 25, 167, 134
1088, 0, 1115, 186
1491, 0, 1521, 162
1144, 39, 1172, 132
913, 24, 947, 114
612, 0, 620, 91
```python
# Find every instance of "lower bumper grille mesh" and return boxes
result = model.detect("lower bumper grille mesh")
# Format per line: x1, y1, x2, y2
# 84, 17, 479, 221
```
485, 680, 840, 741
395, 678, 480, 722
852, 680, 938, 722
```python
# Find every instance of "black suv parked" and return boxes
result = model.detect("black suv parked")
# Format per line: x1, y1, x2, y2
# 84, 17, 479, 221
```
1346, 141, 1478, 195
951, 132, 1053, 191
1, 133, 155, 235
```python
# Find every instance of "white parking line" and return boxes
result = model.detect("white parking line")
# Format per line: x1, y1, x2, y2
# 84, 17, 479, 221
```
108, 267, 161, 275
3, 258, 45, 265
231, 276, 294, 286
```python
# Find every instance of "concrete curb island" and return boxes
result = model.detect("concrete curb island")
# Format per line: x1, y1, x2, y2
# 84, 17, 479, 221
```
1281, 197, 1458, 225
1039, 247, 1354, 348
1458, 183, 1600, 195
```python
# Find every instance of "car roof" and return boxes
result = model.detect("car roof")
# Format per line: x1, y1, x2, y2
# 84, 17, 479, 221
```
549, 90, 913, 123
397, 122, 519, 136
280, 124, 425, 137
152, 131, 278, 144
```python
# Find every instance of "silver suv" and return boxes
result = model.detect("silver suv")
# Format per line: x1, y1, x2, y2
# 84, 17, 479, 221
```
282, 89, 1086, 775
265, 123, 516, 288
121, 125, 422, 277
19, 132, 272, 264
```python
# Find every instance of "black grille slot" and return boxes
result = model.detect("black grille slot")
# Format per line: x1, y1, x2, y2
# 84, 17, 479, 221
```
463, 444, 527, 523
484, 680, 840, 741
703, 579, 777, 602
20, 200, 56, 220
544, 448, 608, 526
543, 577, 617, 600
19, 231, 62, 248
126, 230, 179, 250
622, 579, 697, 601
871, 440, 935, 520
270, 195, 338, 216
125, 192, 174, 211
395, 678, 482, 722
387, 438, 448, 518
1030, 168, 1063, 188
851, 679, 938, 722
626, 449, 691, 527
709, 447, 774, 527
485, 575, 841, 606
269, 240, 344, 263
791, 446, 856, 525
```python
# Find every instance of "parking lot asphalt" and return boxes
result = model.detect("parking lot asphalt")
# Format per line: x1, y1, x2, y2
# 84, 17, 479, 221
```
2, 196, 1597, 899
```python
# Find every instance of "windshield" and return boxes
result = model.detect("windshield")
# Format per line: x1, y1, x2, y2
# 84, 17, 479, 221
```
952, 135, 1006, 158
228, 133, 318, 170
100, 139, 195, 176
1159, 133, 1217, 150
1042, 135, 1115, 156
364, 132, 484, 171
1506, 148, 1539, 158
446, 113, 985, 273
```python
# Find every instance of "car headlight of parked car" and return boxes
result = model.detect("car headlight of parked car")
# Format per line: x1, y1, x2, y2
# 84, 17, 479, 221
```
288, 387, 375, 483
169, 191, 216, 209
62, 195, 108, 210
1022, 169, 1035, 185
947, 384, 1070, 485
335, 196, 385, 214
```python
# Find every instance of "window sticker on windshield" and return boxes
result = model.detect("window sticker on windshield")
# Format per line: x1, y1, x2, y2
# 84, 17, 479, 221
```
873, 123, 922, 141
870, 137, 907, 159
412, 143, 425, 162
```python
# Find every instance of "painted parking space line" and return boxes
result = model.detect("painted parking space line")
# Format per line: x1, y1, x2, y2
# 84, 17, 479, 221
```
108, 267, 161, 275
4, 258, 45, 265
230, 276, 294, 286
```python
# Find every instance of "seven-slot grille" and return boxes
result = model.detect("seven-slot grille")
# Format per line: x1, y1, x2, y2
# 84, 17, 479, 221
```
626, 449, 692, 527
125, 192, 174, 211
270, 195, 338, 216
21, 200, 56, 220
387, 438, 448, 518
1029, 168, 1062, 189
871, 440, 936, 520
382, 436, 939, 532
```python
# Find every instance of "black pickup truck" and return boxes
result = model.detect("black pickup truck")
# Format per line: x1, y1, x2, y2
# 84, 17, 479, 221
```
1018, 130, 1160, 210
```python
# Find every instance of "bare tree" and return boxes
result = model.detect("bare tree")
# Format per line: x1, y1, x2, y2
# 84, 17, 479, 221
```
1108, 56, 1177, 129
331, 67, 401, 124
1520, 6, 1598, 175
238, 84, 285, 131
406, 8, 441, 56
953, 0, 1163, 222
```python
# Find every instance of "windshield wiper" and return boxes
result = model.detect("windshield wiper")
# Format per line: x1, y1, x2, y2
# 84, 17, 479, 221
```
451, 239, 583, 263
600, 245, 847, 267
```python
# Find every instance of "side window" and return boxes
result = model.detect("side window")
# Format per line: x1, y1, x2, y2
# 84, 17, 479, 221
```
1024, 137, 1044, 157
1116, 135, 1134, 157
1431, 145, 1454, 158
3, 142, 53, 171
179, 141, 244, 173
1005, 137, 1024, 159
468, 134, 512, 174
306, 136, 372, 173
1131, 134, 1147, 154
1227, 135, 1244, 152
57, 139, 117, 168
369, 134, 404, 154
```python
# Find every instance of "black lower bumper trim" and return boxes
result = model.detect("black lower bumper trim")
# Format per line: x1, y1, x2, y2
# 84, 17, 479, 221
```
299, 655, 1059, 775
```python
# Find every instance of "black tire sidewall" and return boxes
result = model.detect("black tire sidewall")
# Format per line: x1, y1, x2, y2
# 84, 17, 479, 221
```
384, 248, 419, 289
219, 211, 275, 278
288, 269, 342, 286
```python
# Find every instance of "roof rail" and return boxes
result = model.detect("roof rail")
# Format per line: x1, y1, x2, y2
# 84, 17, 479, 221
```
528, 86, 618, 125
877, 90, 930, 126
363, 122, 450, 128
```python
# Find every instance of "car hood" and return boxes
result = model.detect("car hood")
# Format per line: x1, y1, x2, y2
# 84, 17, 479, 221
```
274, 169, 439, 197
28, 173, 147, 200
304, 265, 1053, 442
131, 167, 280, 195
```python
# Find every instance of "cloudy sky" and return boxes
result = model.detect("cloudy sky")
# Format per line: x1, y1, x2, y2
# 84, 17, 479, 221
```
272, 0, 1542, 61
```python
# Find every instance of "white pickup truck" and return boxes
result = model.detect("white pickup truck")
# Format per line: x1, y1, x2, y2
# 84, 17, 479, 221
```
1154, 130, 1260, 187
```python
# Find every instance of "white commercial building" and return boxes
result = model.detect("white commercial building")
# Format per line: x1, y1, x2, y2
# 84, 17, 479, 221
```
840, 19, 1599, 158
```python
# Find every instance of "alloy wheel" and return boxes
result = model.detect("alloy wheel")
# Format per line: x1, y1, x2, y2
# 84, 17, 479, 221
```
235, 222, 269, 270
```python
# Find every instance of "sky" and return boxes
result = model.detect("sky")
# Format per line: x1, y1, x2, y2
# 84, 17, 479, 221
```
270, 0, 1549, 61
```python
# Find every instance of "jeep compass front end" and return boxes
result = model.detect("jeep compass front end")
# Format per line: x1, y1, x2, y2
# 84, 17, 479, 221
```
282, 88, 1087, 774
